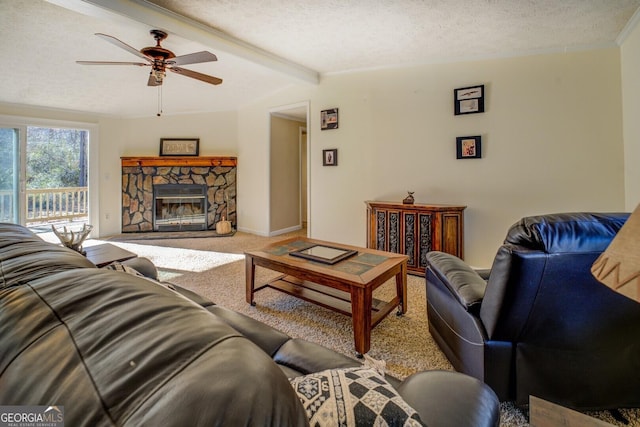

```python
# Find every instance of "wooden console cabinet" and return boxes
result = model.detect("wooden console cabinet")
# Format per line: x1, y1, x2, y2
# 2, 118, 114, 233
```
366, 201, 466, 276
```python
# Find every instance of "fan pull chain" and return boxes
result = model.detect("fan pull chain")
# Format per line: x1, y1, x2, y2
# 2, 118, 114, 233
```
157, 85, 163, 117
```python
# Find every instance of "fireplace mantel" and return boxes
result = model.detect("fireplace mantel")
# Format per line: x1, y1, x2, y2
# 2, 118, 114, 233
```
121, 156, 237, 167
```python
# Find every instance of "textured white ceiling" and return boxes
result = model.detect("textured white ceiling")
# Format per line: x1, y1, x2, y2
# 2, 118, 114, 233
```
0, 0, 638, 118
147, 0, 640, 73
0, 0, 298, 117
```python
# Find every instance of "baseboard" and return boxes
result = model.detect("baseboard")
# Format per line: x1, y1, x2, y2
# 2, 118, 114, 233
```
268, 225, 302, 237
236, 226, 269, 236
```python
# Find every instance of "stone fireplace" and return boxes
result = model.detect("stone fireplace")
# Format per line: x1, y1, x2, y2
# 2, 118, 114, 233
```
121, 156, 236, 233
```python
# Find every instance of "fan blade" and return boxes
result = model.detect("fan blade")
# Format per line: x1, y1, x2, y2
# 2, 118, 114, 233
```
95, 33, 152, 62
76, 61, 149, 66
169, 66, 222, 85
147, 73, 162, 87
169, 51, 218, 66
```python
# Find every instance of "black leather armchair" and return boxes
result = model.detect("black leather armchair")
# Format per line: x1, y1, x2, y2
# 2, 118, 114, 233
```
426, 212, 640, 410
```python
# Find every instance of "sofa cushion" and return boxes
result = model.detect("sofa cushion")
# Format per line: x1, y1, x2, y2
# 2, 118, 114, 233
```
0, 222, 49, 248
207, 305, 291, 357
0, 229, 96, 289
290, 366, 425, 427
0, 267, 308, 426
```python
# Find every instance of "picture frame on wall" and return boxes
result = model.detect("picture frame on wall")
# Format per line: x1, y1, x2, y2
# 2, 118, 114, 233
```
321, 108, 339, 130
323, 149, 338, 166
454, 84, 485, 115
159, 138, 200, 156
456, 136, 482, 159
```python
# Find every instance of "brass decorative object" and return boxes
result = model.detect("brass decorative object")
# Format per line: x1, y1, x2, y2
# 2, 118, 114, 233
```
403, 192, 415, 204
52, 224, 93, 254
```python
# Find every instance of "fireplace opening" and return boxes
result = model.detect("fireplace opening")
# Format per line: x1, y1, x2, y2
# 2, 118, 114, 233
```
153, 184, 207, 231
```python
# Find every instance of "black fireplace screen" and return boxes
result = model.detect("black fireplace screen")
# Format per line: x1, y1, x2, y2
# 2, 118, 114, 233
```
153, 184, 207, 231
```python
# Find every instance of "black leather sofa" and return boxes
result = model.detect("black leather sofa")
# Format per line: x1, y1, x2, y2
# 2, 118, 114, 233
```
0, 222, 499, 427
426, 212, 640, 411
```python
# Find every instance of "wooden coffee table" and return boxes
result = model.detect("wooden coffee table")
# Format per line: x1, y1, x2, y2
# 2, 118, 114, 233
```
529, 396, 615, 426
245, 237, 408, 356
84, 243, 137, 268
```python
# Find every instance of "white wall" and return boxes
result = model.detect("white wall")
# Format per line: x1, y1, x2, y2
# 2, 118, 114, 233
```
621, 18, 640, 210
98, 111, 238, 236
239, 48, 626, 267
1, 47, 628, 268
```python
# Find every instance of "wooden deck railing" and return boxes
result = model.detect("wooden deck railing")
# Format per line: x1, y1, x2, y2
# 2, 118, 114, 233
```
0, 187, 88, 223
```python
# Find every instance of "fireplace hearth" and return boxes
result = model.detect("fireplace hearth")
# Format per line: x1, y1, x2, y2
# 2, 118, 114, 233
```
121, 156, 237, 233
154, 184, 207, 231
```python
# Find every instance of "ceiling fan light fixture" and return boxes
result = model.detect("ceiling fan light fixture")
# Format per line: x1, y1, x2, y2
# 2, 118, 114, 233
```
77, 30, 222, 114
153, 69, 165, 83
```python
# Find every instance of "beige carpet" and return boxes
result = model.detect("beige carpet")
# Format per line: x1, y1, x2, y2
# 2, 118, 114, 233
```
102, 230, 639, 427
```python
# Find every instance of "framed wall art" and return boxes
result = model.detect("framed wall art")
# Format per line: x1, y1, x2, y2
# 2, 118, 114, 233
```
323, 149, 338, 166
160, 138, 200, 156
456, 136, 482, 159
289, 244, 357, 265
321, 108, 339, 130
454, 84, 485, 115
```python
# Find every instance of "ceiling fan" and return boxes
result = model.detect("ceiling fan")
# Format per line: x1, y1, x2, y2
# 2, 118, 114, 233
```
77, 29, 222, 87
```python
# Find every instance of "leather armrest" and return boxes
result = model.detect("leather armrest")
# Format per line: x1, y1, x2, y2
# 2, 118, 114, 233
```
273, 338, 360, 375
396, 370, 500, 427
122, 257, 159, 280
426, 251, 487, 314
166, 282, 216, 307
475, 268, 491, 280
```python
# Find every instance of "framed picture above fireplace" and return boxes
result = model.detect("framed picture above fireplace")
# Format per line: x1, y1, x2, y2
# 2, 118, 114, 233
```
160, 138, 200, 156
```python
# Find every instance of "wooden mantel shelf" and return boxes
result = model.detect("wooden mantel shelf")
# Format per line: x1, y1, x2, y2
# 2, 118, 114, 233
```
121, 156, 237, 167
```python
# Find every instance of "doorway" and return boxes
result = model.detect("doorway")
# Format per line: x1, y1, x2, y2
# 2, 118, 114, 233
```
0, 116, 98, 233
269, 102, 309, 236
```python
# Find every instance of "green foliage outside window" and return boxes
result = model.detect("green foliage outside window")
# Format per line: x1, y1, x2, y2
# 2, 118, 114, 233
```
0, 127, 88, 191
0, 128, 18, 191
26, 127, 88, 189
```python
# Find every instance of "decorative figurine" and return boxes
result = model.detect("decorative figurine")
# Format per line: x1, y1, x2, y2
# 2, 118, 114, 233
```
52, 223, 93, 254
403, 192, 415, 205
